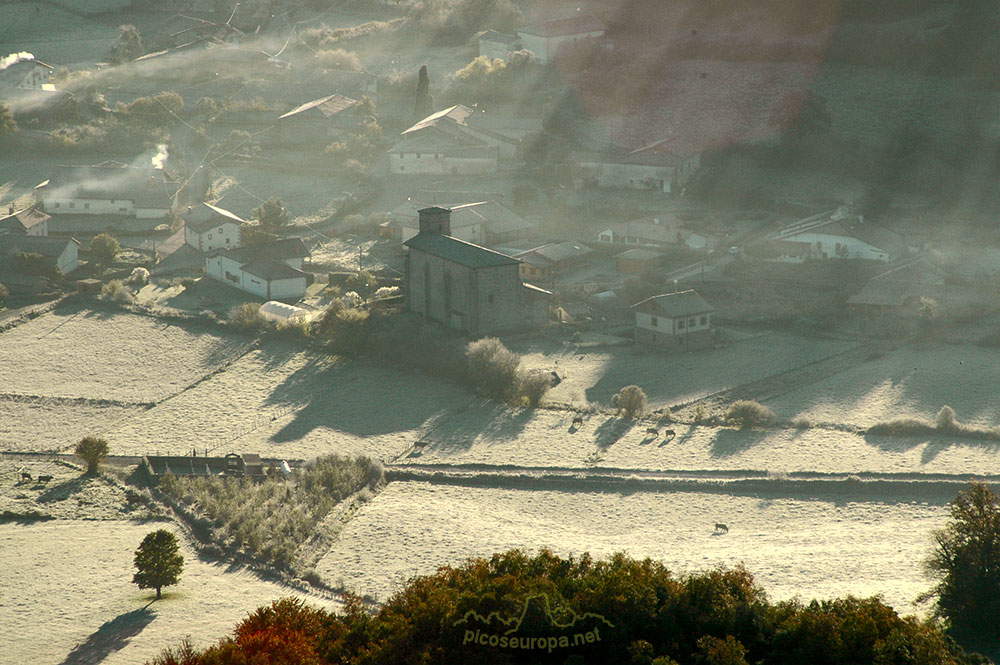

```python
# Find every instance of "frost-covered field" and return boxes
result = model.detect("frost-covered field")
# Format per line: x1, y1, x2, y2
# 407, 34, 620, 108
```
518, 331, 858, 408
764, 344, 1000, 428
0, 307, 248, 403
0, 521, 338, 665
316, 482, 947, 616
0, 397, 143, 451
406, 404, 1000, 476
109, 343, 471, 461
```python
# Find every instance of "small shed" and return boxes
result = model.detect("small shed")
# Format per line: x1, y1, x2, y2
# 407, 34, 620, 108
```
259, 300, 313, 324
76, 278, 102, 294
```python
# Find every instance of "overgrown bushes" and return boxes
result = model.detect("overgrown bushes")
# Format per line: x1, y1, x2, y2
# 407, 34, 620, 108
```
100, 280, 134, 305
869, 405, 1000, 440
228, 302, 264, 331
612, 385, 647, 418
465, 337, 521, 401
159, 454, 383, 569
726, 400, 775, 428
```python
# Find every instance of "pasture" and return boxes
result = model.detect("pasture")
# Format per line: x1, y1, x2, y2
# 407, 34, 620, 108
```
0, 396, 142, 452
0, 521, 337, 665
0, 3, 118, 66
0, 305, 250, 403
315, 481, 948, 617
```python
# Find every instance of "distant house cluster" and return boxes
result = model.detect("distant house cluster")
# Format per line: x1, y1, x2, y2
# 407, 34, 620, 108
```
40, 163, 177, 220
762, 207, 903, 263
0, 205, 80, 284
477, 15, 607, 64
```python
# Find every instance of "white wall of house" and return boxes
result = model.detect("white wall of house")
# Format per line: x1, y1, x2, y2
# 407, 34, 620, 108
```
635, 310, 711, 335
57, 243, 79, 274
18, 63, 51, 90
45, 196, 135, 216
390, 152, 497, 175
206, 254, 306, 299
479, 39, 516, 61
788, 232, 889, 261
27, 220, 47, 236
264, 275, 307, 299
184, 221, 241, 252
518, 31, 604, 63
577, 161, 676, 191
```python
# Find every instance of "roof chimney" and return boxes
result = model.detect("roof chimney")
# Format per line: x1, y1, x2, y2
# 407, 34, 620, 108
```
418, 206, 451, 236
8, 205, 14, 215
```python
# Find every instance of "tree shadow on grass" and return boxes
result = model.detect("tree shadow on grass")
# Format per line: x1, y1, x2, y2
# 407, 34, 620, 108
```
36, 475, 98, 503
594, 416, 632, 450
709, 428, 770, 458
59, 606, 156, 665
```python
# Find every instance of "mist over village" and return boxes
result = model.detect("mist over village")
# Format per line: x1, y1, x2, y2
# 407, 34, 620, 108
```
3, 1, 1000, 664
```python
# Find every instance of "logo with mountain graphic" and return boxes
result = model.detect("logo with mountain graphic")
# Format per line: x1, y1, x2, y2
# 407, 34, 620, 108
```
454, 593, 614, 654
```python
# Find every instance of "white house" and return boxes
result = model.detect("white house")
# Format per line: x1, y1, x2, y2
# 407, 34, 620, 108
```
389, 105, 519, 175
632, 290, 715, 348
769, 207, 900, 262
0, 53, 54, 91
573, 138, 701, 193
478, 30, 522, 60
41, 163, 177, 219
0, 235, 80, 274
182, 202, 245, 252
205, 238, 310, 301
517, 15, 605, 63
0, 207, 49, 236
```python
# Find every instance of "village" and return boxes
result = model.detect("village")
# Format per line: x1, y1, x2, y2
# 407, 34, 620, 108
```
3, 1, 1000, 664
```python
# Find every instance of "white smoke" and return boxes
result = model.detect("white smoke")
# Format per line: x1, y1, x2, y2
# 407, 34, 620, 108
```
0, 52, 35, 71
151, 144, 168, 169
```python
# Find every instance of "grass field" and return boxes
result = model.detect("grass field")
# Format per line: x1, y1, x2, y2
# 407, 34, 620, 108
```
0, 4, 118, 67
516, 330, 858, 409
0, 396, 143, 451
0, 521, 337, 665
315, 482, 947, 616
108, 341, 471, 461
0, 306, 249, 403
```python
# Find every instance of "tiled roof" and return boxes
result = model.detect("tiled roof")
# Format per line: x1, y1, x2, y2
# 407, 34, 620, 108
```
213, 238, 310, 263
278, 94, 358, 120
404, 233, 520, 268
183, 202, 246, 233
0, 234, 78, 258
632, 290, 715, 317
0, 208, 49, 233
241, 258, 306, 281
519, 14, 605, 38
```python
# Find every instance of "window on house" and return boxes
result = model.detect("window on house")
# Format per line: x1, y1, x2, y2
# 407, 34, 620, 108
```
225, 238, 231, 244
69, 202, 75, 209
678, 320, 686, 329
416, 153, 421, 159
400, 165, 404, 172
84, 203, 90, 210
110, 199, 115, 204
208, 234, 213, 239
488, 294, 495, 304
54, 203, 60, 208
119, 208, 127, 213
700, 316, 707, 325
689, 318, 695, 326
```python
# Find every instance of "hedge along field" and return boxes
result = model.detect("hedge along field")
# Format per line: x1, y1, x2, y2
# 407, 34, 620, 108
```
0, 307, 251, 403
316, 482, 948, 616
763, 344, 1000, 429
0, 521, 338, 665
109, 341, 472, 461
0, 395, 143, 451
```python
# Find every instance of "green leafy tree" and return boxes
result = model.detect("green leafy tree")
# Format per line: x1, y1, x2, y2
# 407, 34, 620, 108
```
90, 233, 120, 270
253, 197, 291, 233
133, 529, 184, 599
0, 102, 17, 139
925, 482, 1000, 647
110, 24, 143, 63
75, 435, 109, 475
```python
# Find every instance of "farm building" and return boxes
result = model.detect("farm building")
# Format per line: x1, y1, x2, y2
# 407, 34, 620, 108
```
616, 248, 663, 274
0, 235, 80, 274
632, 290, 716, 348
572, 138, 701, 194
769, 208, 902, 262
0, 52, 54, 91
748, 239, 813, 263
40, 163, 178, 219
182, 202, 246, 252
517, 14, 605, 63
515, 241, 593, 282
0, 207, 49, 236
847, 257, 948, 314
383, 198, 532, 245
259, 301, 313, 324
404, 207, 546, 335
142, 453, 267, 481
389, 105, 519, 175
478, 30, 522, 60
276, 94, 363, 145
205, 238, 311, 301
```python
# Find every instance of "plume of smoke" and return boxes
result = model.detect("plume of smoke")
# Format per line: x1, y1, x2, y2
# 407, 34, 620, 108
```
0, 52, 35, 71
152, 144, 169, 169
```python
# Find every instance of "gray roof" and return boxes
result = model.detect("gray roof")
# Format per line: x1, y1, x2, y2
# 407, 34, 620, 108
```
404, 233, 521, 269
213, 237, 309, 263
183, 202, 246, 233
278, 93, 358, 120
632, 290, 715, 317
616, 248, 662, 260
241, 258, 307, 281
516, 241, 592, 267
0, 208, 49, 233
0, 234, 78, 258
479, 30, 521, 44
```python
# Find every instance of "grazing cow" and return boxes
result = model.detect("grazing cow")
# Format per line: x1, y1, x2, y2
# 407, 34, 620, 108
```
663, 429, 676, 438
714, 523, 729, 533
646, 427, 659, 437
20, 471, 33, 483
37, 475, 53, 483
572, 416, 584, 427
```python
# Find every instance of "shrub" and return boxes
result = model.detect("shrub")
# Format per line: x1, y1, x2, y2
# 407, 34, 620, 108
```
519, 371, 552, 407
100, 279, 134, 304
465, 337, 521, 401
726, 400, 774, 428
612, 385, 647, 418
129, 266, 149, 285
314, 48, 362, 71
228, 302, 264, 331
936, 405, 958, 431
374, 285, 400, 299
75, 435, 109, 475
90, 232, 120, 270
322, 307, 371, 354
